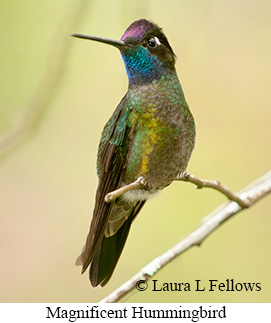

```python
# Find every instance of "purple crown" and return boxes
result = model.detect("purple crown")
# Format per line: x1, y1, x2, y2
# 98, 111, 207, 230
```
121, 19, 154, 41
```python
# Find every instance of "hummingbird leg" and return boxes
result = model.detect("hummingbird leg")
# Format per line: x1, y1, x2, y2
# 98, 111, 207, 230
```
104, 176, 150, 203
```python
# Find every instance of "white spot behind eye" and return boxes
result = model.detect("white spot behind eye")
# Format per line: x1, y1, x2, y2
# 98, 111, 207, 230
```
154, 36, 161, 46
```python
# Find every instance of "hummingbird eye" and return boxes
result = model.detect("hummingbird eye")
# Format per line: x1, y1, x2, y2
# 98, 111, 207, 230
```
147, 36, 161, 48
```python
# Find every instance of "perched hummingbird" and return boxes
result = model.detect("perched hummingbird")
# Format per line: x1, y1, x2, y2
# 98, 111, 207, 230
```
72, 19, 195, 287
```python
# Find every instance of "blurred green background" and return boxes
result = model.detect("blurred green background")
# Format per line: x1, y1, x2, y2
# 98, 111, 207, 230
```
0, 0, 270, 303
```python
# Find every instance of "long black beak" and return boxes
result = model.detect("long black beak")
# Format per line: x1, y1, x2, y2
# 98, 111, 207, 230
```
71, 34, 126, 48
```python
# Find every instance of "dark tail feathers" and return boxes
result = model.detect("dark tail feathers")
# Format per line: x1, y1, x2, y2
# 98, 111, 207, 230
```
89, 200, 145, 287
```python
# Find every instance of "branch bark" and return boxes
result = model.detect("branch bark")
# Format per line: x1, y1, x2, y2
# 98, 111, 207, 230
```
99, 171, 271, 303
175, 172, 252, 208
104, 172, 252, 208
105, 177, 148, 202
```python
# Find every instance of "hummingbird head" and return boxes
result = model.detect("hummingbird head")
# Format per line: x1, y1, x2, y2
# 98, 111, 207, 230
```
72, 19, 176, 85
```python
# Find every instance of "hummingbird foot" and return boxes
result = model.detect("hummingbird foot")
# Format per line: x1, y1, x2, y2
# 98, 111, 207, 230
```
104, 176, 151, 203
175, 171, 191, 181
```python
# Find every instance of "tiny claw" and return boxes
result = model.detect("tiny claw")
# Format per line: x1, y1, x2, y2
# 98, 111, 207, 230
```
139, 177, 152, 190
138, 177, 146, 186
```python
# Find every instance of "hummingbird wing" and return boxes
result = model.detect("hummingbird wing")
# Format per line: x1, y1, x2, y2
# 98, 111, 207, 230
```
77, 95, 146, 286
89, 200, 145, 287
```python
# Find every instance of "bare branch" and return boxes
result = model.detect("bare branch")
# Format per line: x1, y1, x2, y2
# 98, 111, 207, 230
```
105, 177, 149, 202
104, 171, 253, 208
99, 171, 271, 303
176, 172, 252, 208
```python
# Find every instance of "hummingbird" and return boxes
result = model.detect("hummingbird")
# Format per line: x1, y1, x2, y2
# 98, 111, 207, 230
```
72, 19, 195, 287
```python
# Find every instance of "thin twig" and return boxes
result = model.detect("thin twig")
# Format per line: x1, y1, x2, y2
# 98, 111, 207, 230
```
104, 172, 252, 208
99, 171, 271, 303
104, 177, 148, 202
176, 172, 252, 208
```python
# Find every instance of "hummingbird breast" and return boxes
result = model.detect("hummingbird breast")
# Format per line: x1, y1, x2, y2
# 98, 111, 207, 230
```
122, 73, 195, 198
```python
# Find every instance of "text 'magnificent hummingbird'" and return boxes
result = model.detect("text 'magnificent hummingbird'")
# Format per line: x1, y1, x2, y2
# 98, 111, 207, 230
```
72, 19, 196, 287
